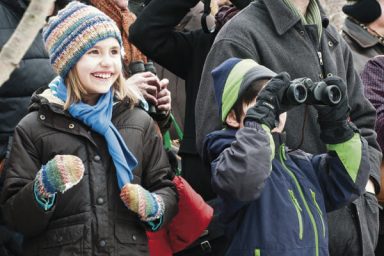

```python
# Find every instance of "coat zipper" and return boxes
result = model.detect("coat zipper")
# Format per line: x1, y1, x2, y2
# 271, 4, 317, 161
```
310, 189, 326, 238
288, 189, 303, 240
317, 51, 323, 66
279, 145, 319, 256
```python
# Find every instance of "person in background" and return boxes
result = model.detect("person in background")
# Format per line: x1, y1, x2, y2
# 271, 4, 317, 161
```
341, 0, 384, 74
195, 0, 382, 255
361, 55, 384, 256
129, 0, 251, 203
0, 2, 177, 255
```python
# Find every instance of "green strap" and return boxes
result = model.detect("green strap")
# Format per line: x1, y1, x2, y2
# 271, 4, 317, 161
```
170, 113, 183, 140
163, 113, 183, 175
163, 113, 183, 151
164, 131, 172, 151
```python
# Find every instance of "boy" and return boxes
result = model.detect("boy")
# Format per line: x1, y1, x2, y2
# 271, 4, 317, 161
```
203, 57, 370, 256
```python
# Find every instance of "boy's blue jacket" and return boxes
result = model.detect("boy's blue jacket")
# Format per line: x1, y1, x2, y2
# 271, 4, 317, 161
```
203, 123, 370, 256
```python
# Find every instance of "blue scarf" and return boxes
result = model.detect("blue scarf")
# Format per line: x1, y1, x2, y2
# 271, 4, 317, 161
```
49, 77, 138, 189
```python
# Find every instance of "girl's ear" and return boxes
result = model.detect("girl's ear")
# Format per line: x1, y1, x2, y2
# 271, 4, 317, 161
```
225, 109, 241, 128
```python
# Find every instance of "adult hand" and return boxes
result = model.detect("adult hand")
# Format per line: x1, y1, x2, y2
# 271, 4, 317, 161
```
126, 72, 161, 105
156, 78, 171, 114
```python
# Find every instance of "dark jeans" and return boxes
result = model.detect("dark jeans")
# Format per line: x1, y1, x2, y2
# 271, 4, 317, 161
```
328, 192, 380, 256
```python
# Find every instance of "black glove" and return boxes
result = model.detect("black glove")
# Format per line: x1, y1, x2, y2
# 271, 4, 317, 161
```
315, 76, 356, 144
244, 72, 292, 129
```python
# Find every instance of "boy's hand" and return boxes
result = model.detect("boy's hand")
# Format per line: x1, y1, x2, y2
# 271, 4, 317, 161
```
244, 72, 292, 129
315, 76, 355, 144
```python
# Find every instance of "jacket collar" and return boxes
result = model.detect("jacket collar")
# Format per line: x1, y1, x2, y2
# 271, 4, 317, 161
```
262, 0, 328, 36
343, 18, 380, 48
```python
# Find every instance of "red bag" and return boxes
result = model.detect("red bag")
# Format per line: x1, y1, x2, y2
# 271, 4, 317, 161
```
147, 176, 213, 255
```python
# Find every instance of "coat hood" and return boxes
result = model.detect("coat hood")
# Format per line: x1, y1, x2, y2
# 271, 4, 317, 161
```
29, 87, 65, 113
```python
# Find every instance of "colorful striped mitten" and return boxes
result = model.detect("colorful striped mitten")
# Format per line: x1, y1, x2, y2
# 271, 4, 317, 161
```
35, 155, 85, 198
120, 183, 164, 222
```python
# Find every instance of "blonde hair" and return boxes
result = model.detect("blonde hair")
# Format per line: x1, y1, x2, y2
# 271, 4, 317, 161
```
63, 69, 138, 110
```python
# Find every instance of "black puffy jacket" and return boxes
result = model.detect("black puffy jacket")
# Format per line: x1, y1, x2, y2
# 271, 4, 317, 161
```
0, 88, 178, 255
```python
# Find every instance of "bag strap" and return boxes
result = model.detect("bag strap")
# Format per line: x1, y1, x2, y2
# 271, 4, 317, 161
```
164, 113, 183, 150
163, 113, 183, 176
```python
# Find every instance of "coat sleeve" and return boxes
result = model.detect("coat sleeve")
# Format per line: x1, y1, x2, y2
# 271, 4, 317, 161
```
341, 41, 382, 193
141, 118, 178, 227
195, 39, 258, 155
211, 123, 273, 202
0, 123, 55, 237
361, 57, 384, 155
312, 132, 371, 212
129, 0, 202, 79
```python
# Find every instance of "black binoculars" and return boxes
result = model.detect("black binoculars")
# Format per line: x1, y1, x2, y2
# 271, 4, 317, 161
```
285, 78, 342, 106
128, 60, 167, 119
128, 60, 157, 76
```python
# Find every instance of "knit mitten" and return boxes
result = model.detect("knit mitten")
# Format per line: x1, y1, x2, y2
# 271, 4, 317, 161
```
120, 183, 164, 222
35, 155, 85, 198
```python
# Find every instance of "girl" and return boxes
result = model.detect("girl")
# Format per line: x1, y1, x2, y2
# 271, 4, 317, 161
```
0, 2, 177, 255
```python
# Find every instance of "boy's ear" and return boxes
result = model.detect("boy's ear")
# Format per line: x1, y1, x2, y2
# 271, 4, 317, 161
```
225, 110, 241, 128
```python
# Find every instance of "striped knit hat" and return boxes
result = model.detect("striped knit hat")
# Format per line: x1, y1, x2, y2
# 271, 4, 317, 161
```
43, 1, 122, 78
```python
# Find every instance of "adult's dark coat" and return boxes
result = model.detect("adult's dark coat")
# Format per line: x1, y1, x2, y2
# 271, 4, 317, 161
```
342, 17, 384, 74
129, 0, 217, 200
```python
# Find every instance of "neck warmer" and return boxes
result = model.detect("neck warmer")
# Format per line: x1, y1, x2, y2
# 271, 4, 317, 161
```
49, 77, 138, 189
283, 0, 322, 42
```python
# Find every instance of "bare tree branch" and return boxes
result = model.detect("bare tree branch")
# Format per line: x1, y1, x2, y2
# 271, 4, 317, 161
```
0, 0, 55, 87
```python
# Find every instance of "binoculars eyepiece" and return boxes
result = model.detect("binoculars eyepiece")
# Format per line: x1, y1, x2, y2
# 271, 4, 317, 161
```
285, 78, 342, 106
128, 61, 156, 76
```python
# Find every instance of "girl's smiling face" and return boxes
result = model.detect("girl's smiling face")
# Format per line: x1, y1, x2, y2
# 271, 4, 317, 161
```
75, 38, 122, 105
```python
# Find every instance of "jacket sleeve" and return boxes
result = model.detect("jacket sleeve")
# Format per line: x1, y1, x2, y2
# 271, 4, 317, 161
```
312, 132, 371, 212
361, 57, 384, 155
141, 117, 178, 227
341, 41, 382, 193
129, 0, 201, 79
211, 123, 273, 202
195, 39, 258, 155
0, 123, 55, 237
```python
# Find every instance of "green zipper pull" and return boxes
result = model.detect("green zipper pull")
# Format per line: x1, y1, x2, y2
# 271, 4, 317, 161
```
310, 189, 326, 238
289, 189, 303, 240
280, 144, 287, 161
